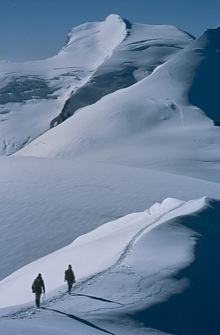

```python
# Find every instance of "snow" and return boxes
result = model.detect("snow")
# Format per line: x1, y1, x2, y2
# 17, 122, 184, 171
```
0, 15, 193, 156
0, 14, 220, 335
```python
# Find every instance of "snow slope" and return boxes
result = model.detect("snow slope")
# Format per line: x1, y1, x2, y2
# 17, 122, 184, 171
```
0, 15, 220, 335
0, 15, 193, 155
1, 155, 220, 281
15, 26, 220, 183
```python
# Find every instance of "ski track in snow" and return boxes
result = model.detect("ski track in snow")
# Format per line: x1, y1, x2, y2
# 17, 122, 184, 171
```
1, 201, 186, 320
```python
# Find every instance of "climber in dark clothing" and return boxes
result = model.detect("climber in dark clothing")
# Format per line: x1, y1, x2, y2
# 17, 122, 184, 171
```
64, 264, 76, 293
32, 273, 45, 308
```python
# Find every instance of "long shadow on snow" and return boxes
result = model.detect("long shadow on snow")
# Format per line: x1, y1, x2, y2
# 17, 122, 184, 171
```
132, 198, 220, 335
72, 293, 123, 306
41, 307, 115, 335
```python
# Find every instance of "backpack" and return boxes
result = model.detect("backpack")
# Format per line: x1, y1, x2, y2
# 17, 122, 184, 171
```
32, 277, 43, 292
34, 278, 42, 288
65, 269, 75, 282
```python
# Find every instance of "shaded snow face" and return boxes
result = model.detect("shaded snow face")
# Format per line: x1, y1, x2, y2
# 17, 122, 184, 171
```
188, 27, 220, 124
0, 76, 58, 104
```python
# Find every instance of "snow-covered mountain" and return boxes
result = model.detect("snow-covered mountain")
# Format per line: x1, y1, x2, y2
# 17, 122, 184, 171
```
0, 14, 193, 155
0, 14, 220, 335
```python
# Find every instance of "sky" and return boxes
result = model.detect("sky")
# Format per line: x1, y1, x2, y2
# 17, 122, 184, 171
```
0, 0, 219, 61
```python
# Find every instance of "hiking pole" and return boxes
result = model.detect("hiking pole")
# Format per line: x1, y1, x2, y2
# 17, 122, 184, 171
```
42, 292, 45, 304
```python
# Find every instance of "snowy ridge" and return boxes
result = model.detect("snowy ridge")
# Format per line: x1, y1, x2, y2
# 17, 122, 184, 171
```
143, 26, 220, 117
0, 196, 207, 308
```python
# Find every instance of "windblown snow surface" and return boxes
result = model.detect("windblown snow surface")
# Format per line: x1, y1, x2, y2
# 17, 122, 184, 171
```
0, 15, 220, 335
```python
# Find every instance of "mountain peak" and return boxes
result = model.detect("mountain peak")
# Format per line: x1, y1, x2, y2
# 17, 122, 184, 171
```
192, 25, 220, 50
61, 14, 127, 54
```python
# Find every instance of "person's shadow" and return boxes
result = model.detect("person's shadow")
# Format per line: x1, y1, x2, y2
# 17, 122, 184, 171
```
41, 292, 123, 334
71, 292, 123, 306
41, 306, 116, 335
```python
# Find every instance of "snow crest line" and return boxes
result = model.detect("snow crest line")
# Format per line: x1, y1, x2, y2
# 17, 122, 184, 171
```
2, 201, 186, 319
